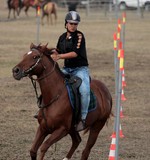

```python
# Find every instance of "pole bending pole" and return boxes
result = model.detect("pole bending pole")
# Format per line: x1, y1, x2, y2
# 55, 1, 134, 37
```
36, 6, 41, 45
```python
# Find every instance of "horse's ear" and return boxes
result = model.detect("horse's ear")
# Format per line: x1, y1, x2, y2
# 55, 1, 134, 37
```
41, 43, 48, 51
40, 43, 48, 53
30, 43, 36, 49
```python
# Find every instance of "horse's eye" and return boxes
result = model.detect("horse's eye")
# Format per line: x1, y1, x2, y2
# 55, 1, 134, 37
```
33, 56, 39, 59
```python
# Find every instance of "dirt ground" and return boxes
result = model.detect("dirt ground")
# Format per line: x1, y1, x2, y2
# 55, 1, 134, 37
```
0, 1, 150, 160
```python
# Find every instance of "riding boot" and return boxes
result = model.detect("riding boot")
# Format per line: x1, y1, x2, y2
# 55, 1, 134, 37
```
76, 119, 86, 132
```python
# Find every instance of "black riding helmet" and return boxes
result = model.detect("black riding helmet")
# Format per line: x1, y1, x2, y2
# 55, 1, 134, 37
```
65, 11, 80, 25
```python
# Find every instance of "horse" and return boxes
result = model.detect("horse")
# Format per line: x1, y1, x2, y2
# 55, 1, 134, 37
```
32, 0, 57, 25
32, 0, 57, 24
12, 43, 112, 160
40, 1, 57, 25
19, 0, 36, 17
7, 0, 20, 19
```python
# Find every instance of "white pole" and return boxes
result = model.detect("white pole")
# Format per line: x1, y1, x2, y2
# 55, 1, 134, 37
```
86, 0, 90, 16
115, 0, 119, 19
36, 6, 41, 45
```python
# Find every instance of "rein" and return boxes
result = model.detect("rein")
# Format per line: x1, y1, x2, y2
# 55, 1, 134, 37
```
26, 48, 56, 81
28, 48, 64, 108
30, 61, 56, 81
30, 78, 61, 108
25, 57, 41, 75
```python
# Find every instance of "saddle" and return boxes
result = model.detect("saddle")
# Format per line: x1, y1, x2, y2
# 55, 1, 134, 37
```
66, 76, 82, 123
36, 75, 96, 124
66, 76, 97, 124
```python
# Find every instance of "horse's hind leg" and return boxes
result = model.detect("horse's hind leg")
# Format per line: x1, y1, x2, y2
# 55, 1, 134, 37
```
50, 14, 53, 25
25, 6, 29, 17
54, 13, 57, 25
16, 8, 20, 17
41, 14, 45, 25
64, 129, 81, 159
13, 9, 16, 19
47, 14, 50, 25
81, 120, 106, 160
8, 9, 11, 19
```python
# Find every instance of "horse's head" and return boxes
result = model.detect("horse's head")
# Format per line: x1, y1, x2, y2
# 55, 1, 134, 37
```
12, 43, 55, 80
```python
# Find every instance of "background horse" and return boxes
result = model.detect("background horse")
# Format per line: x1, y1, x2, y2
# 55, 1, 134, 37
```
19, 0, 36, 17
41, 1, 57, 25
32, 0, 57, 24
7, 0, 20, 19
12, 43, 112, 160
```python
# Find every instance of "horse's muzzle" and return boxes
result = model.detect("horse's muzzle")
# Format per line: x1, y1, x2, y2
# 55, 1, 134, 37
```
12, 66, 27, 80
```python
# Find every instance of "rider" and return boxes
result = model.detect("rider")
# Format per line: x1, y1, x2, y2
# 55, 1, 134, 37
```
50, 11, 90, 132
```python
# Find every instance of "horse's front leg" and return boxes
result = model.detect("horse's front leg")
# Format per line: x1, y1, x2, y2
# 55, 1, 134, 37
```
39, 126, 67, 160
30, 126, 47, 160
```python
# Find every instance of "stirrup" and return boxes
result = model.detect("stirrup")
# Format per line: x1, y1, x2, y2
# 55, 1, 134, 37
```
75, 119, 86, 132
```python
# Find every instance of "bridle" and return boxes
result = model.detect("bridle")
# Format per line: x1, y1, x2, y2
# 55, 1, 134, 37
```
25, 48, 63, 109
24, 55, 41, 76
25, 48, 56, 81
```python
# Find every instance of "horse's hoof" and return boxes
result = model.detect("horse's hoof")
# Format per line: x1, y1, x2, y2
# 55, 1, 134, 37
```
63, 158, 69, 160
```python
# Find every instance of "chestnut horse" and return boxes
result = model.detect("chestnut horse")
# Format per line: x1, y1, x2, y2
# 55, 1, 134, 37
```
12, 43, 112, 160
7, 0, 20, 19
7, 0, 36, 18
19, 0, 36, 17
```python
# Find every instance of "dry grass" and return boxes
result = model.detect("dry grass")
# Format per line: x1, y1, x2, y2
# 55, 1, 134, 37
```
0, 1, 150, 159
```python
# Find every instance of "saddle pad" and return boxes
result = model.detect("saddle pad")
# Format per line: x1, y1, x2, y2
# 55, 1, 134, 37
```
66, 85, 97, 112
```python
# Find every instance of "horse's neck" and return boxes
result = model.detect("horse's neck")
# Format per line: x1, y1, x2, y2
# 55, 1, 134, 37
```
38, 66, 65, 104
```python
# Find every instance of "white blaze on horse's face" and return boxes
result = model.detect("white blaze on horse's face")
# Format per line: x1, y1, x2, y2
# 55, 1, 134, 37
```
27, 51, 32, 55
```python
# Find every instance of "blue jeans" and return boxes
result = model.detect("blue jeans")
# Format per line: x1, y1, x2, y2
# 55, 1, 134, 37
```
62, 66, 90, 120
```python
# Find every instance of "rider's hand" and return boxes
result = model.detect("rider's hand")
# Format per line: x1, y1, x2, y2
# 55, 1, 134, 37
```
50, 50, 60, 61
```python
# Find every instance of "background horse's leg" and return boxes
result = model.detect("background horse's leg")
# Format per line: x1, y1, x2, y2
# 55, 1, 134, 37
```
64, 129, 81, 159
17, 8, 20, 17
8, 9, 11, 19
30, 126, 48, 160
13, 9, 16, 19
47, 14, 50, 25
24, 6, 29, 16
18, 6, 22, 16
54, 12, 57, 25
39, 127, 67, 160
81, 120, 106, 160
41, 14, 45, 25
50, 13, 52, 25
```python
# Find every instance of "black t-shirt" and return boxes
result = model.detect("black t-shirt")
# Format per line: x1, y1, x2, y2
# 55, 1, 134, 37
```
56, 30, 88, 68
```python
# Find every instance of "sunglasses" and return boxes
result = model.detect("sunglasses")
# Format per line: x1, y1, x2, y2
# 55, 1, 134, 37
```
69, 23, 78, 26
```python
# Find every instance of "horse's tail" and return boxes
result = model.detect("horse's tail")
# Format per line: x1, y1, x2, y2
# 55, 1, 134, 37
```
102, 85, 113, 126
95, 79, 113, 120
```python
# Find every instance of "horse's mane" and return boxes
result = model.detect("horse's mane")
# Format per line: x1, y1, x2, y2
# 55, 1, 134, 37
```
30, 43, 65, 78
